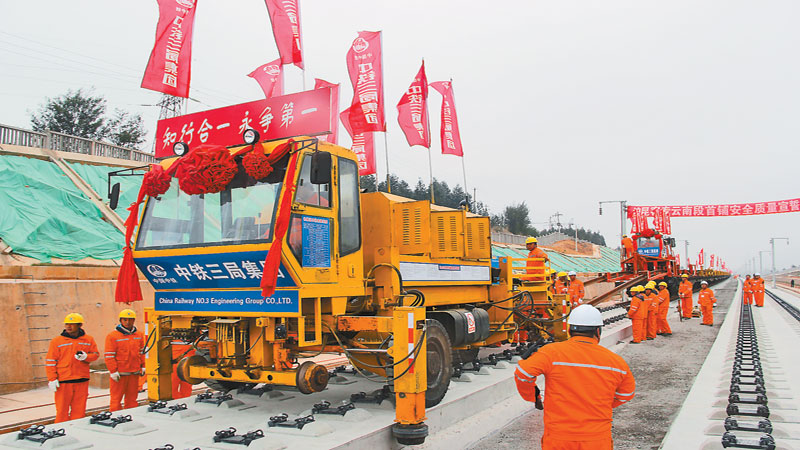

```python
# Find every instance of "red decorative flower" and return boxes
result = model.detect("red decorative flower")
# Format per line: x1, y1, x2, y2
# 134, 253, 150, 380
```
142, 164, 171, 197
174, 145, 238, 195
242, 149, 273, 180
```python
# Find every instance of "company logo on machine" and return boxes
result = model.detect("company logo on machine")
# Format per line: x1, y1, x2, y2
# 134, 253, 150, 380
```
465, 312, 476, 334
155, 289, 299, 314
147, 264, 168, 278
135, 251, 297, 290
352, 37, 369, 53
638, 247, 660, 257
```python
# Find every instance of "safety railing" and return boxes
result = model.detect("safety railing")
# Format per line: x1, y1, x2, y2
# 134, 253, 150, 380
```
0, 123, 155, 163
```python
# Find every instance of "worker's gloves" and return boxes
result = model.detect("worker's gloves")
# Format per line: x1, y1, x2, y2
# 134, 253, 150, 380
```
48, 380, 60, 392
534, 386, 544, 411
74, 351, 87, 361
140, 368, 146, 376
110, 372, 120, 382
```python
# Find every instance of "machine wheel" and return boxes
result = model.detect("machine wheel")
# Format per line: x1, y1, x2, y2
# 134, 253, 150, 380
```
176, 355, 206, 385
425, 319, 452, 408
452, 348, 479, 365
203, 379, 256, 393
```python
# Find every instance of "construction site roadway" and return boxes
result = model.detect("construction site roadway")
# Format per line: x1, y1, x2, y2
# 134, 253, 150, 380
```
472, 278, 739, 450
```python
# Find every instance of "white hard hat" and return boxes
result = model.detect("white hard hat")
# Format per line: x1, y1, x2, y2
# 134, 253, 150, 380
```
700, 280, 708, 285
567, 305, 603, 327
568, 271, 577, 276
754, 273, 760, 276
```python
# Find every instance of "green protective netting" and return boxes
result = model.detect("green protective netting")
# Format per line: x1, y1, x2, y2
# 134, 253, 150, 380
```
67, 161, 142, 213
0, 155, 125, 262
491, 243, 622, 274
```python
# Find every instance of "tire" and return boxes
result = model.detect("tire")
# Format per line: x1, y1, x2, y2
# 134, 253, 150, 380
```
204, 379, 255, 393
424, 319, 452, 408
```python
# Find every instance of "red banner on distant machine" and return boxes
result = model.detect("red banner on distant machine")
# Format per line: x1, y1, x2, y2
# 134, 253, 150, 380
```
430, 80, 464, 157
345, 31, 385, 134
314, 78, 339, 145
248, 59, 284, 99
155, 88, 334, 158
397, 62, 430, 148
628, 199, 800, 217
141, 0, 198, 98
340, 107, 376, 176
265, 0, 303, 69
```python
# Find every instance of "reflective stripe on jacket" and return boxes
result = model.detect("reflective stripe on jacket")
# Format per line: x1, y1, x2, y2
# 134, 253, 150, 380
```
514, 336, 635, 441
568, 279, 585, 304
678, 280, 693, 298
698, 288, 716, 307
628, 294, 649, 320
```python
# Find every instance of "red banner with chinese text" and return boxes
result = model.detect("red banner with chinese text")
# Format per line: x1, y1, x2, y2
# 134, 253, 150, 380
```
628, 199, 800, 217
155, 88, 333, 158
141, 0, 198, 98
430, 80, 464, 157
345, 31, 385, 134
397, 62, 430, 148
314, 78, 339, 145
248, 59, 284, 99
340, 106, 375, 175
698, 249, 704, 268
264, 0, 303, 69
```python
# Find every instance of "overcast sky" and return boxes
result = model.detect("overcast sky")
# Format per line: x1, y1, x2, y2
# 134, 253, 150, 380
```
1, 0, 798, 272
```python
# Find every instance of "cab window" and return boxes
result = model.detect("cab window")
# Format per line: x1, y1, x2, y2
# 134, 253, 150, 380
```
338, 157, 361, 256
294, 154, 330, 207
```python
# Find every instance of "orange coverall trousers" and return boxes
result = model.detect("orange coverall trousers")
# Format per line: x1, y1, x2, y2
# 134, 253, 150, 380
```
110, 374, 140, 411
647, 310, 658, 339
542, 434, 613, 450
631, 319, 646, 343
743, 290, 753, 305
657, 307, 672, 334
54, 381, 89, 423
754, 291, 764, 307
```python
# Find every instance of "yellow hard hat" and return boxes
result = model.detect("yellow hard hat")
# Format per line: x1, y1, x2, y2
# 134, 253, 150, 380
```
631, 285, 644, 293
557, 271, 567, 278
119, 309, 136, 319
645, 281, 656, 289
526, 237, 538, 244
64, 313, 84, 324
658, 282, 668, 287
680, 274, 689, 278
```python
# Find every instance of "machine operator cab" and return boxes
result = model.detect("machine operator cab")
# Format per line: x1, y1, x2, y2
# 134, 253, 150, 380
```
132, 138, 366, 320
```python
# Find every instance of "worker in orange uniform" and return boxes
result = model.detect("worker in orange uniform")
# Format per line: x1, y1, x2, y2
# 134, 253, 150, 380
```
627, 286, 648, 344
104, 309, 145, 411
678, 274, 694, 319
567, 271, 585, 307
45, 313, 99, 423
621, 234, 634, 259
698, 280, 716, 325
515, 305, 636, 450
171, 341, 195, 399
644, 281, 659, 340
752, 273, 765, 307
656, 282, 672, 335
525, 237, 549, 281
742, 274, 754, 305
553, 272, 569, 295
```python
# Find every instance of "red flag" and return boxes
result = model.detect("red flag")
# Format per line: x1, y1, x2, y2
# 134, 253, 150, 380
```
141, 0, 198, 98
346, 31, 385, 133
397, 62, 430, 148
340, 106, 376, 176
315, 78, 340, 145
264, 0, 304, 69
247, 59, 284, 99
710, 254, 715, 268
698, 248, 705, 267
430, 80, 464, 157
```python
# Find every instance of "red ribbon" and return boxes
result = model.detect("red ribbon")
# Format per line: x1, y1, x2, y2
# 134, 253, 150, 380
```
261, 150, 300, 297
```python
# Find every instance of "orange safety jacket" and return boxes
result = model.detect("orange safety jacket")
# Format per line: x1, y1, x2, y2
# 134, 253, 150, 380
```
45, 330, 99, 382
104, 325, 145, 374
555, 279, 569, 295
751, 278, 765, 293
698, 288, 716, 307
743, 279, 753, 293
514, 336, 636, 441
678, 280, 693, 298
627, 294, 649, 320
646, 292, 659, 313
657, 288, 670, 312
526, 247, 549, 275
621, 237, 634, 254
567, 279, 585, 305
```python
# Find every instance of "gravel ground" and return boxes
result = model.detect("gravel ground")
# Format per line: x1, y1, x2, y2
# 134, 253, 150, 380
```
469, 278, 737, 450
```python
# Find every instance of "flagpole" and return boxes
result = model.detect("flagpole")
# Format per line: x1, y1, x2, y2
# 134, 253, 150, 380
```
449, 79, 468, 206
379, 31, 391, 193
428, 148, 435, 204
